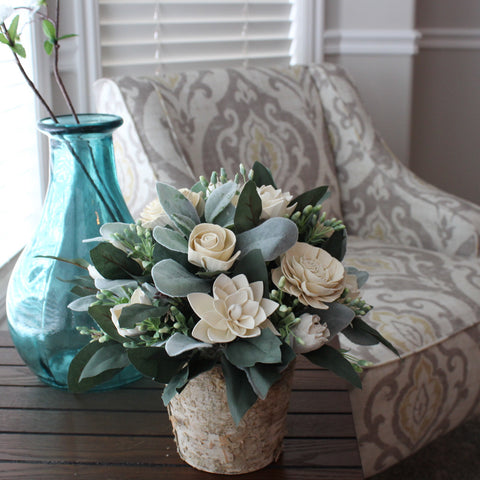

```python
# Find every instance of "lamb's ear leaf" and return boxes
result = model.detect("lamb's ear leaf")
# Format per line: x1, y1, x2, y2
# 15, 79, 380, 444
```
304, 345, 362, 389
221, 356, 258, 426
68, 341, 127, 393
204, 181, 238, 224
156, 182, 200, 230
251, 162, 277, 188
236, 217, 298, 261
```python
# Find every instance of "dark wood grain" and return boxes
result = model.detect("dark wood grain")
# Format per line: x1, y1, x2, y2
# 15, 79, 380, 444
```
0, 331, 364, 479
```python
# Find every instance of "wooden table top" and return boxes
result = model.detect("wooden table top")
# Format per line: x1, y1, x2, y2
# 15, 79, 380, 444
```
0, 331, 363, 479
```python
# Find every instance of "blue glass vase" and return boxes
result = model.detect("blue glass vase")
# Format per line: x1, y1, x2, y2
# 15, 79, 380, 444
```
7, 114, 141, 389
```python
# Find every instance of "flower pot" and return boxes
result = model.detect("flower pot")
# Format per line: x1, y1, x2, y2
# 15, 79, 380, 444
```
167, 361, 295, 474
6, 114, 141, 389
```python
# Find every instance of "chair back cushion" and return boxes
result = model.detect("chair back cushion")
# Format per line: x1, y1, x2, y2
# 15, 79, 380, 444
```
96, 66, 342, 219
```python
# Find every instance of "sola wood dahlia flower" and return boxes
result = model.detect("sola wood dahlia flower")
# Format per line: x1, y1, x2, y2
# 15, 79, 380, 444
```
187, 274, 279, 343
272, 242, 346, 309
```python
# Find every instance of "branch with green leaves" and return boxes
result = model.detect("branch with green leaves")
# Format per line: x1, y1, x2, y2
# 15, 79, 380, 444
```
0, 0, 78, 123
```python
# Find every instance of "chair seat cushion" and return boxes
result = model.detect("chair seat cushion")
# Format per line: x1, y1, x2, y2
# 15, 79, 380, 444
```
340, 237, 480, 476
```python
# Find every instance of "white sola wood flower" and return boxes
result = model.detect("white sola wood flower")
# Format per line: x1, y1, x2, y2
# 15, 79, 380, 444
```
110, 288, 151, 338
290, 313, 330, 353
187, 274, 279, 344
257, 185, 296, 219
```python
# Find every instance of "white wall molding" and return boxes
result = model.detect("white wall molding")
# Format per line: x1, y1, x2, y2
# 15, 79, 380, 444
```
419, 28, 480, 50
324, 29, 421, 55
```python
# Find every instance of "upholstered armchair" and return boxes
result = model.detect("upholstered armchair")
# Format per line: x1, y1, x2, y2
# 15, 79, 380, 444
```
94, 63, 480, 477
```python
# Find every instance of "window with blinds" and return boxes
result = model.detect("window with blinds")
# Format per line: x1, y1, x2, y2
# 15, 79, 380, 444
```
98, 0, 294, 77
0, 27, 42, 267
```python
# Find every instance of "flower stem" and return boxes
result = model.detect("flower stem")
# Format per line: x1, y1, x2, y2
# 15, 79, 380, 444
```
1, 22, 58, 122
53, 0, 79, 123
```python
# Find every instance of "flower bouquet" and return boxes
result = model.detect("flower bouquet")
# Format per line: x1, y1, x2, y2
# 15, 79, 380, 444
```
67, 161, 397, 474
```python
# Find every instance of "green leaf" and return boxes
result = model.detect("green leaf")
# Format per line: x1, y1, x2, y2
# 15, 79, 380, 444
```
224, 329, 283, 368
304, 345, 362, 389
118, 303, 168, 330
170, 213, 197, 236
0, 34, 10, 45
221, 356, 258, 425
58, 33, 77, 41
156, 182, 200, 229
236, 217, 298, 261
165, 333, 211, 357
90, 243, 143, 280
190, 180, 207, 194
204, 181, 238, 224
232, 249, 268, 294
127, 346, 186, 383
244, 364, 281, 400
68, 340, 127, 393
88, 304, 126, 343
234, 180, 262, 233
345, 266, 369, 288
43, 39, 53, 55
319, 302, 355, 339
12, 42, 26, 58
79, 342, 129, 382
322, 228, 347, 261
42, 19, 56, 41
8, 15, 20, 41
344, 317, 400, 356
153, 226, 188, 253
152, 259, 211, 297
162, 366, 189, 405
251, 161, 277, 188
290, 186, 329, 212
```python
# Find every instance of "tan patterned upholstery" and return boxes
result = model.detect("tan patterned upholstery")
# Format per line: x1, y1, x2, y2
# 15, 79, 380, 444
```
94, 64, 480, 477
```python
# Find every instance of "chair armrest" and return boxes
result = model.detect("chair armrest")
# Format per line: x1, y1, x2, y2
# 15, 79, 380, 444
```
312, 63, 480, 258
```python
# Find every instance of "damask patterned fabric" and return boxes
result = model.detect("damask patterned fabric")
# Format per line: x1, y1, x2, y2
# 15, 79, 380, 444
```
94, 63, 480, 478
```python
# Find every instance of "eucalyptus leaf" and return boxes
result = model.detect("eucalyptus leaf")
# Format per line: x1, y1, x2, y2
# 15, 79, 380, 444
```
232, 249, 268, 294
68, 340, 127, 393
251, 161, 276, 188
204, 181, 238, 224
221, 356, 258, 426
322, 228, 347, 261
304, 345, 361, 389
156, 182, 200, 228
318, 302, 355, 340
162, 367, 189, 406
152, 259, 211, 297
153, 226, 188, 253
90, 243, 143, 280
79, 342, 129, 382
212, 202, 236, 228
290, 186, 329, 211
234, 180, 262, 233
165, 333, 211, 357
236, 217, 298, 261
99, 222, 131, 241
88, 304, 126, 343
118, 304, 168, 329
127, 346, 186, 383
224, 329, 283, 368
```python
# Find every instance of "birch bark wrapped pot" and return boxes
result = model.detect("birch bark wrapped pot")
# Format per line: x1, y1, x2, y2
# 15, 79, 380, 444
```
167, 362, 295, 474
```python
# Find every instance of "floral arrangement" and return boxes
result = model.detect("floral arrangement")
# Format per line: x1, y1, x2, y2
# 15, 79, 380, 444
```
0, 0, 78, 122
67, 162, 397, 424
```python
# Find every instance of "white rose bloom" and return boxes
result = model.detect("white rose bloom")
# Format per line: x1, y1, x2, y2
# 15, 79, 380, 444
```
257, 185, 296, 219
188, 223, 240, 272
139, 188, 204, 229
110, 288, 151, 338
272, 242, 346, 309
290, 313, 330, 353
188, 273, 279, 344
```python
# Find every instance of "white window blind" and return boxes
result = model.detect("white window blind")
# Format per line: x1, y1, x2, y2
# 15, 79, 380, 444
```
98, 0, 294, 77
0, 24, 42, 267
